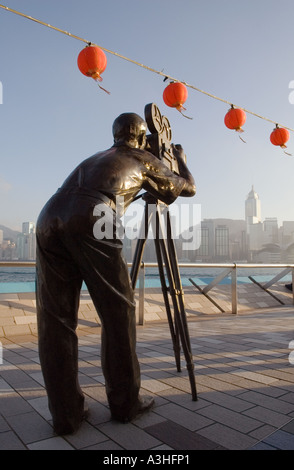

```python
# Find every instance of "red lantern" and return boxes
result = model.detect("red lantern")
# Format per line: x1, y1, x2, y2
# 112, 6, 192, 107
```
78, 44, 107, 81
224, 106, 246, 133
163, 82, 188, 111
270, 126, 290, 149
77, 44, 109, 93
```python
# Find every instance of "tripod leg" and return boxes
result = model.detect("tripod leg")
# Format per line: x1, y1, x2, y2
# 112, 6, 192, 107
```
166, 211, 195, 357
131, 200, 197, 401
156, 205, 197, 401
152, 210, 182, 372
132, 201, 180, 370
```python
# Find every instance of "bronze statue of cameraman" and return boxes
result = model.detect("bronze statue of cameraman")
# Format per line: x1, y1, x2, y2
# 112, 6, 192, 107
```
36, 105, 195, 435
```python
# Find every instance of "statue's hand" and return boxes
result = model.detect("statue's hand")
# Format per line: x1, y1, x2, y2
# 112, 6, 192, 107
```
172, 144, 187, 163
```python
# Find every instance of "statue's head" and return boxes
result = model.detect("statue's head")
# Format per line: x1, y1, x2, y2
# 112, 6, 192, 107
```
112, 113, 147, 149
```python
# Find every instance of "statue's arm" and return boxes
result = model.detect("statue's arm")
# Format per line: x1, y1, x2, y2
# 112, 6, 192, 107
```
172, 144, 196, 198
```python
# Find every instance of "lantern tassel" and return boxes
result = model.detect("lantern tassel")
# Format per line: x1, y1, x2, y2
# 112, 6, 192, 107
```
97, 83, 111, 94
94, 79, 111, 94
176, 105, 193, 120
234, 127, 246, 143
281, 145, 292, 156
179, 110, 193, 120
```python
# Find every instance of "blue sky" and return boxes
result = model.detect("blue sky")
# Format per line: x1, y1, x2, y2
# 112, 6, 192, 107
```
0, 0, 294, 231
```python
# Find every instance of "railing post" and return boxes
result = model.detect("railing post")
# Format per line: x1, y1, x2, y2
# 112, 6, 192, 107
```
231, 264, 238, 314
138, 262, 145, 325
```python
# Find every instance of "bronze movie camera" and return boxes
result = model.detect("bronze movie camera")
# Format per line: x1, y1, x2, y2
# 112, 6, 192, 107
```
144, 103, 183, 175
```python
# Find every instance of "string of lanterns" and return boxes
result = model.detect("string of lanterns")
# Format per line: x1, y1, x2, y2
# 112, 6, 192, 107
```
0, 5, 292, 156
77, 43, 291, 155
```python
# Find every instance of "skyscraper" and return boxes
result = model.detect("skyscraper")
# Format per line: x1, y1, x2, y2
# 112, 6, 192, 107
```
17, 222, 36, 260
22, 222, 35, 236
245, 185, 261, 232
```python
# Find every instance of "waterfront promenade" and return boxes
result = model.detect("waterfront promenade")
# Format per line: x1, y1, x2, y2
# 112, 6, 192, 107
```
0, 284, 294, 451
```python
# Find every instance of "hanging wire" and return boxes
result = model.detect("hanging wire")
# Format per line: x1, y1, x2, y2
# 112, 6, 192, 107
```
1, 4, 294, 133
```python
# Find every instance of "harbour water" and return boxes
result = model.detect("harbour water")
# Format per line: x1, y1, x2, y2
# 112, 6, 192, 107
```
0, 265, 291, 294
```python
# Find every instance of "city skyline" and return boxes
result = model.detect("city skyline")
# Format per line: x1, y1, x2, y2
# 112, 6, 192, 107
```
1, 183, 293, 236
0, 179, 293, 232
1, 181, 294, 264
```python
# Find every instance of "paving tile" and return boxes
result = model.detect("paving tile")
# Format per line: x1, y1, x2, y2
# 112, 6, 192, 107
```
238, 390, 294, 414
13, 379, 46, 400
28, 396, 51, 420
281, 418, 294, 434
0, 391, 34, 417
243, 405, 292, 428
64, 421, 109, 449
14, 315, 37, 325
28, 436, 75, 450
197, 422, 257, 450
193, 373, 243, 394
141, 374, 172, 393
3, 324, 32, 336
230, 369, 279, 385
145, 420, 223, 450
29, 371, 45, 387
99, 421, 162, 450
0, 365, 32, 386
0, 430, 27, 450
0, 415, 10, 432
248, 424, 277, 442
155, 402, 212, 431
159, 386, 209, 411
82, 439, 123, 450
197, 403, 263, 433
250, 441, 277, 450
83, 384, 108, 407
199, 389, 254, 413
5, 411, 54, 444
132, 410, 167, 429
263, 430, 294, 450
0, 377, 13, 392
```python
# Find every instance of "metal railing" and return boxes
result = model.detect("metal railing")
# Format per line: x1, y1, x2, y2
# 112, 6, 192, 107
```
1, 261, 294, 321
132, 262, 294, 322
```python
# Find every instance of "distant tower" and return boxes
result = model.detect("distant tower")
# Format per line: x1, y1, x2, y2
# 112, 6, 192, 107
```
245, 185, 261, 232
22, 222, 35, 235
17, 222, 36, 260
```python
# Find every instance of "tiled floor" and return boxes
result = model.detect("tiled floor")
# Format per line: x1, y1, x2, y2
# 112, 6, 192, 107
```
1, 289, 294, 451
